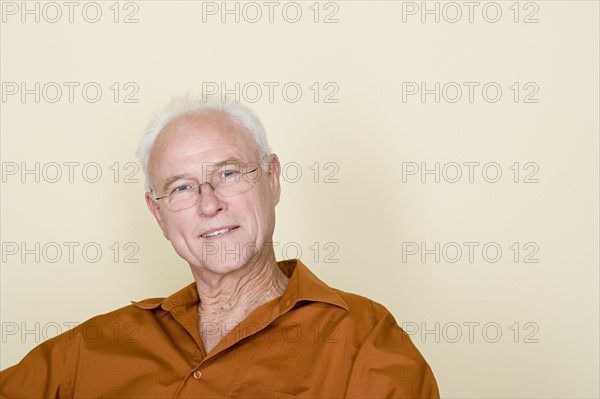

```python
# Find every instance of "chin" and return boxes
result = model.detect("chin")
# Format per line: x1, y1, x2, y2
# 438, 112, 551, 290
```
181, 234, 267, 275
195, 241, 258, 273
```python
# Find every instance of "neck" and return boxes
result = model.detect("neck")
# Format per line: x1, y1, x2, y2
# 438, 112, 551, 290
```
193, 252, 289, 353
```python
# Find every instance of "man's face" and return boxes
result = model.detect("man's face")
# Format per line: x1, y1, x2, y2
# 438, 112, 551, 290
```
145, 113, 281, 279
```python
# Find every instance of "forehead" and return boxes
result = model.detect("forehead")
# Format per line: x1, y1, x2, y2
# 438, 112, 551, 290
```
148, 112, 260, 185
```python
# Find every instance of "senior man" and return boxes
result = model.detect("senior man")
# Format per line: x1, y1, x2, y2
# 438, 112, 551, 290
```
0, 96, 439, 398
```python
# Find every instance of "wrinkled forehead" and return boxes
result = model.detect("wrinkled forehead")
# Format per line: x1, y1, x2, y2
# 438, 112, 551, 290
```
153, 112, 259, 156
147, 112, 261, 186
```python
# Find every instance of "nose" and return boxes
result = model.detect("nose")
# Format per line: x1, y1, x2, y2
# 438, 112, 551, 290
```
196, 182, 223, 216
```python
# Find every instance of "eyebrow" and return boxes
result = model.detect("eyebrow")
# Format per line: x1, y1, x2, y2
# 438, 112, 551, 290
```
159, 157, 245, 194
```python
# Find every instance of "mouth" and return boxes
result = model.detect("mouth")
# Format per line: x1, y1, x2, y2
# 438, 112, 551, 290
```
200, 226, 239, 238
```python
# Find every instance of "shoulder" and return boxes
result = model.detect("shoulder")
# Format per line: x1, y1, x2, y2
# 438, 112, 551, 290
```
76, 282, 198, 330
54, 286, 189, 349
318, 287, 418, 349
327, 290, 440, 397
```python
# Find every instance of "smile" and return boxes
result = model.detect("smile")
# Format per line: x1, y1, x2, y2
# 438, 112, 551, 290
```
201, 226, 239, 238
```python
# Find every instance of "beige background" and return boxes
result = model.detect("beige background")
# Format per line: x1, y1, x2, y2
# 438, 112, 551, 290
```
1, 1, 598, 397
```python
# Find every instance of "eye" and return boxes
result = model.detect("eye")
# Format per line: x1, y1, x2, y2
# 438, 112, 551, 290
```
217, 169, 241, 182
172, 184, 193, 194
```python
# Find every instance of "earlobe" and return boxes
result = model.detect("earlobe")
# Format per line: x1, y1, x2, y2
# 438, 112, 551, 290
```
145, 192, 170, 239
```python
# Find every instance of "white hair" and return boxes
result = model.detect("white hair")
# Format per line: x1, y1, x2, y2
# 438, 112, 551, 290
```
137, 94, 272, 191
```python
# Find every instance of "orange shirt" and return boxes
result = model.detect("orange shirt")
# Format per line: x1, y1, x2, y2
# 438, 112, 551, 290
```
0, 259, 439, 398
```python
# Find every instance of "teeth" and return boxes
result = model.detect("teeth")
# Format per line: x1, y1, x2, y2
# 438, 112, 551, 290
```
204, 228, 232, 238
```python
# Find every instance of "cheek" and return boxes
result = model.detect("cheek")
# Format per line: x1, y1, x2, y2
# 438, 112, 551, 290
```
250, 203, 276, 236
163, 213, 194, 239
165, 218, 200, 259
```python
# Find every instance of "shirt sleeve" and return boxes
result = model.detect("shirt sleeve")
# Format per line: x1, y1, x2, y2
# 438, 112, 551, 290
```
0, 327, 80, 399
344, 311, 440, 399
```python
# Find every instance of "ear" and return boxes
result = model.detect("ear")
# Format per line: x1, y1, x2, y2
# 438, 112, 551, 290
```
267, 153, 282, 205
145, 192, 170, 240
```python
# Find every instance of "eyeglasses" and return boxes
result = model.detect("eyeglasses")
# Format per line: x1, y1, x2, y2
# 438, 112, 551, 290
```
153, 165, 261, 211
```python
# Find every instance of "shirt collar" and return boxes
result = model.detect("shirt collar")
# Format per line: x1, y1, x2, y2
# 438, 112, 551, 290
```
131, 259, 348, 312
277, 259, 349, 311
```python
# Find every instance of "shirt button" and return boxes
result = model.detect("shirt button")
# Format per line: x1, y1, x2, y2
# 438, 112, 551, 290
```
193, 370, 202, 379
